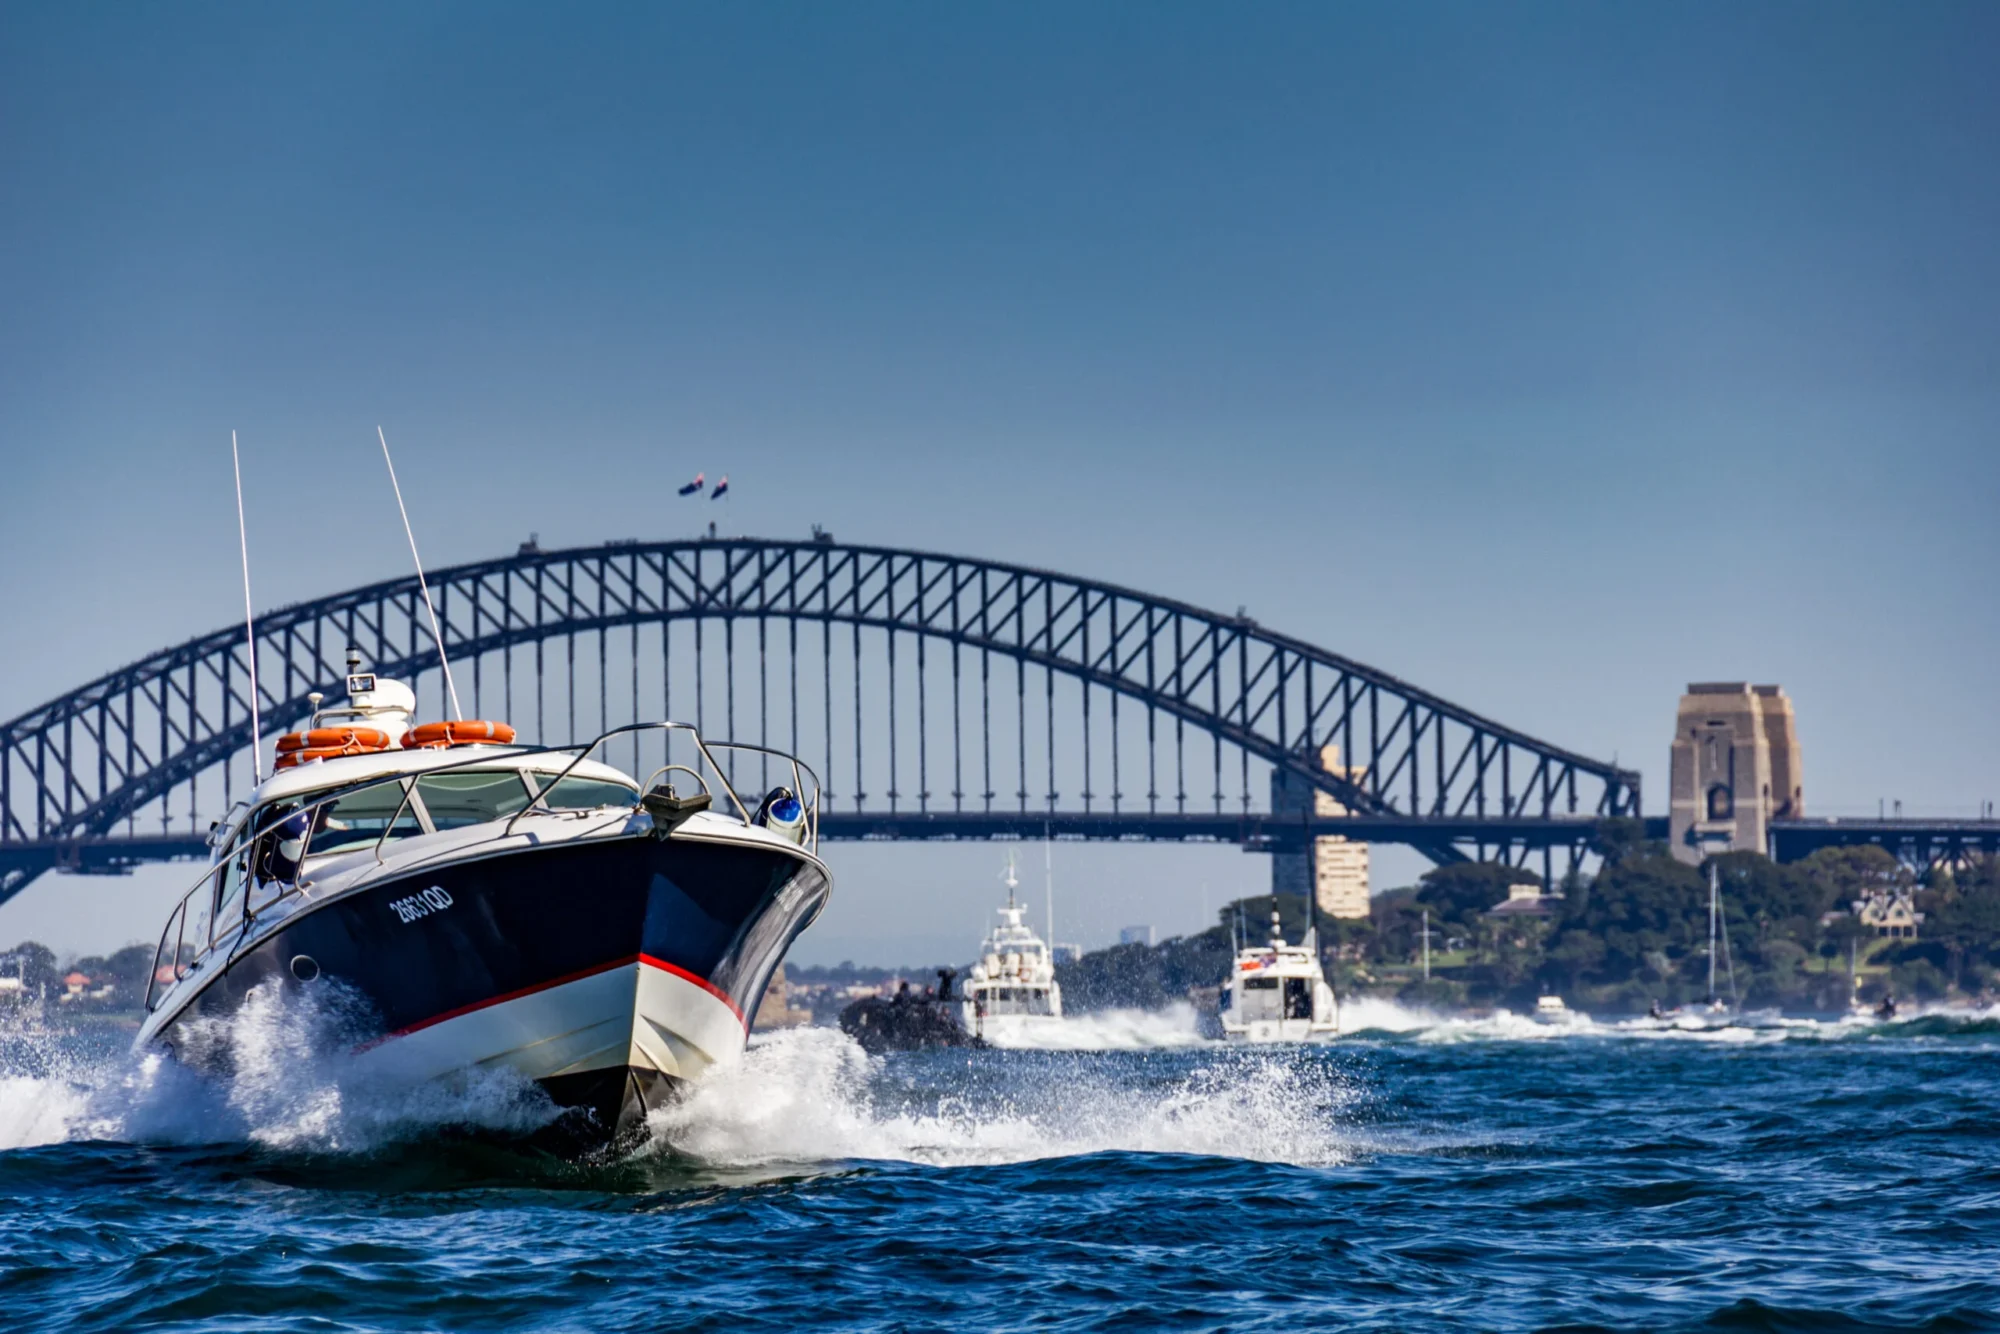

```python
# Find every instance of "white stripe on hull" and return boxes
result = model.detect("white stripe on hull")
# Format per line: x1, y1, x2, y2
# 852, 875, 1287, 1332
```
356, 960, 748, 1089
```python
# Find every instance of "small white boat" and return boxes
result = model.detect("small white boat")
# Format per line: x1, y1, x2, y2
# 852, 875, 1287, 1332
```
1534, 994, 1570, 1021
959, 856, 1063, 1043
1219, 909, 1337, 1043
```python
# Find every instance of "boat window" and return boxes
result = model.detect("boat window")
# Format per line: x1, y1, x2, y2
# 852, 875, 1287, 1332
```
207, 802, 249, 852
246, 802, 313, 909
534, 775, 638, 811
1284, 977, 1311, 1019
1243, 977, 1278, 991
213, 835, 251, 942
308, 782, 424, 856
415, 770, 534, 829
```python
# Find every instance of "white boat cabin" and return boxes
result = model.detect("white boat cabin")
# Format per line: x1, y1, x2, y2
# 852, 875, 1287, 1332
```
1219, 910, 1338, 1043
960, 862, 1063, 1028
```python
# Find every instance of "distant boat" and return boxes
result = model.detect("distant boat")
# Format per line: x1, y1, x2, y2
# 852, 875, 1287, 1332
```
1218, 909, 1337, 1043
959, 854, 1064, 1042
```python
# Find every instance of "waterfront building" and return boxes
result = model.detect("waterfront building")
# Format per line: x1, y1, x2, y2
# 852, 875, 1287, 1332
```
1852, 888, 1924, 939
1485, 883, 1561, 920
1668, 683, 1804, 864
1118, 925, 1155, 947
1271, 743, 1372, 918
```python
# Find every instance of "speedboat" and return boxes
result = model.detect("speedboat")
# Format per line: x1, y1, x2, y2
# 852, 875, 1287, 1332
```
1218, 909, 1337, 1043
959, 857, 1064, 1042
135, 657, 831, 1148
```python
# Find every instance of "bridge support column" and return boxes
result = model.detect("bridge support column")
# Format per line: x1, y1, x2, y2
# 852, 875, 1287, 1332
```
1271, 745, 1370, 918
1668, 682, 1803, 864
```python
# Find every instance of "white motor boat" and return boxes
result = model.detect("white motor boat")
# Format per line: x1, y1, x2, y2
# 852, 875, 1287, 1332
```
1219, 909, 1338, 1043
959, 856, 1063, 1042
135, 656, 831, 1149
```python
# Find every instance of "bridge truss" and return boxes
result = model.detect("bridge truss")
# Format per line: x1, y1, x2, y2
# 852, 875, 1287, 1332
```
0, 537, 1643, 906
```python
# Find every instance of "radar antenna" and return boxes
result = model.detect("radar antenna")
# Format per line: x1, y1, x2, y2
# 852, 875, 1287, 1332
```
377, 425, 463, 720
230, 431, 263, 781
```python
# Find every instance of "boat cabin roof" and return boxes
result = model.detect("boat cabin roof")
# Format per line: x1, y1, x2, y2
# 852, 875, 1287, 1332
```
247, 745, 635, 805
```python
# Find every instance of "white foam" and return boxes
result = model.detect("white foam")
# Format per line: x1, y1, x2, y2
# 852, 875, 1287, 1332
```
1331, 995, 1445, 1034
0, 981, 556, 1153
979, 1003, 1208, 1050
0, 1073, 88, 1150
650, 1025, 1350, 1169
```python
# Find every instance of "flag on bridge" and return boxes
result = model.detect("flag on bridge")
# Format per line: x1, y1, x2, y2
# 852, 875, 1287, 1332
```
677, 472, 705, 496
711, 476, 729, 499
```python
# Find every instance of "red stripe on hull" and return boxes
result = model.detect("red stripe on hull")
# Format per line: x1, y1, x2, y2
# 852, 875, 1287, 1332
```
640, 953, 746, 1027
373, 953, 744, 1044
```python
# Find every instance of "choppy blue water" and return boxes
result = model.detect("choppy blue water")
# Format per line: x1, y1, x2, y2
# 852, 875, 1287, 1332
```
4, 1003, 1998, 1332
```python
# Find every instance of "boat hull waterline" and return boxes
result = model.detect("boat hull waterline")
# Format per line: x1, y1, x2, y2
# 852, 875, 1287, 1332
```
145, 834, 829, 1145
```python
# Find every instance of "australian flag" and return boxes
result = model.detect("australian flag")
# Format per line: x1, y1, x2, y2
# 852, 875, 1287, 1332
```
710, 476, 729, 499
677, 472, 705, 496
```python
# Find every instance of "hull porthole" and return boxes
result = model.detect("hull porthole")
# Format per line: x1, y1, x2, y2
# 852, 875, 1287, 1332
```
290, 954, 321, 982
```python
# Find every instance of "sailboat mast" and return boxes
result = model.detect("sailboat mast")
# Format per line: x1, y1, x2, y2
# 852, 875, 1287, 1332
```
1707, 862, 1718, 1001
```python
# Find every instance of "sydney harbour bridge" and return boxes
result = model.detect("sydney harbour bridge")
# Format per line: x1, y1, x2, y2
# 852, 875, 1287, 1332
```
0, 535, 1985, 909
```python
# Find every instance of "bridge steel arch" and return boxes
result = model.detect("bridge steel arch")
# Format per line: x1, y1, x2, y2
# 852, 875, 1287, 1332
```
0, 537, 1642, 904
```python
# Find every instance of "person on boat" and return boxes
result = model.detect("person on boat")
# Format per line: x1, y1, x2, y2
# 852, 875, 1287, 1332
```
1648, 999, 1663, 1020
1876, 993, 1897, 1021
260, 807, 313, 884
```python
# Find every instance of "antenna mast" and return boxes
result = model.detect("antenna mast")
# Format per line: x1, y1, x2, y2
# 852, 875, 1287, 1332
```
231, 431, 264, 782
377, 426, 462, 720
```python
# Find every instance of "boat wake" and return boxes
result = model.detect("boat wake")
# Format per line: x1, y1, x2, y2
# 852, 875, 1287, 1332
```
0, 980, 555, 1154
1335, 997, 2000, 1044
977, 1002, 1207, 1050
4, 989, 1348, 1170
650, 1025, 1350, 1169
8, 987, 1995, 1169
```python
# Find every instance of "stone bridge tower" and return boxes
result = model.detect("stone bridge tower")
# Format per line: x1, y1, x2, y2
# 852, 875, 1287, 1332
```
1668, 683, 1803, 863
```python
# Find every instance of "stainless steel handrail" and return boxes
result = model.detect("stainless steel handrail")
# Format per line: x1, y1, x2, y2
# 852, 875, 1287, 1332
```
503, 721, 756, 834
694, 740, 823, 851
639, 765, 712, 799
141, 721, 824, 1013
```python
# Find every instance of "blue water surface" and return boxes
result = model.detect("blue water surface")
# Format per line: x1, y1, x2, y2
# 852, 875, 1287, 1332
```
2, 1010, 1996, 1332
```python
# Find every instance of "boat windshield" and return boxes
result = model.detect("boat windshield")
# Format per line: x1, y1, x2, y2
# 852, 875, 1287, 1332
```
261, 769, 633, 862
416, 770, 534, 829
308, 783, 424, 856
534, 774, 638, 810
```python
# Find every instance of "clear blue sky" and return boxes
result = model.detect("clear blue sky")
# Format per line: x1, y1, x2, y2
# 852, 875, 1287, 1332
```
2, 3, 1995, 963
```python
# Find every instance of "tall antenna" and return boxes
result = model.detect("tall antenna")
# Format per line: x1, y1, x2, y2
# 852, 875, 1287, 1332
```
231, 431, 264, 782
377, 425, 462, 720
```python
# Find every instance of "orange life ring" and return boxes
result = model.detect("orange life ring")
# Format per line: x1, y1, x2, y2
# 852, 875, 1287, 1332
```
401, 720, 518, 749
276, 727, 392, 754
